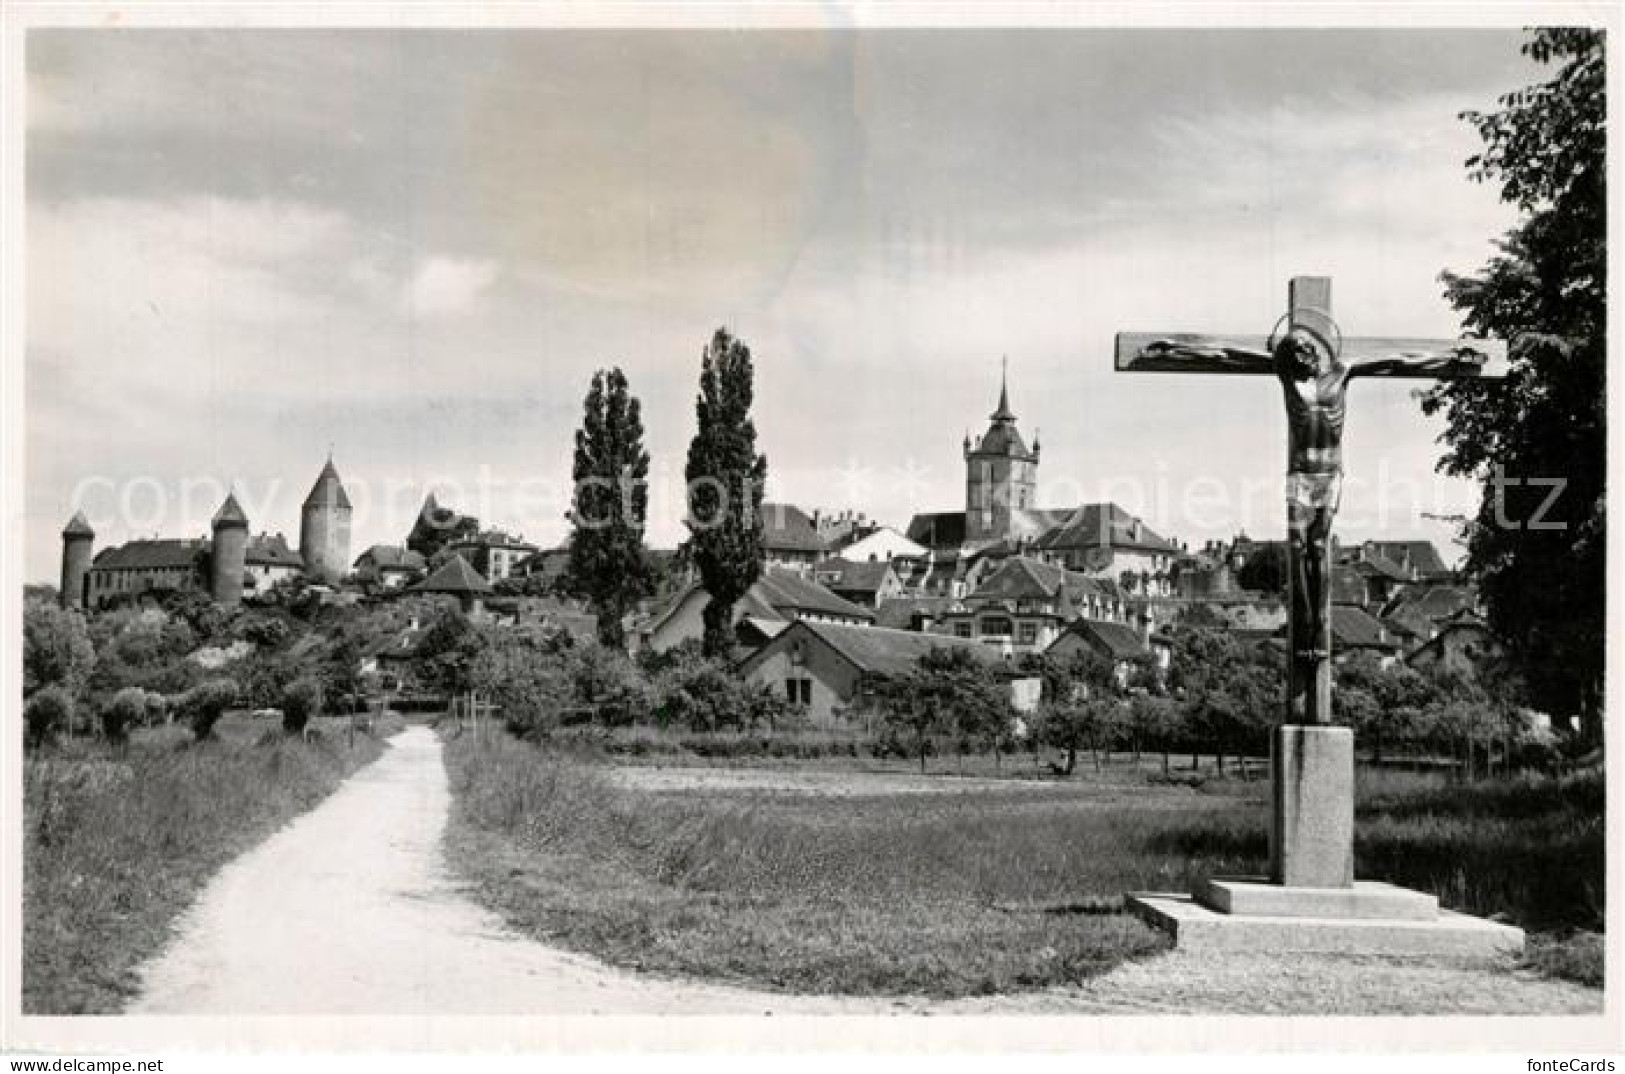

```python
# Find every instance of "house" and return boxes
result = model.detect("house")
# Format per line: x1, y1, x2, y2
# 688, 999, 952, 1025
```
512, 545, 571, 588
410, 554, 494, 615
353, 544, 428, 588
811, 558, 905, 608
85, 538, 209, 607
643, 567, 873, 654
1381, 584, 1479, 642
1269, 605, 1402, 665
759, 503, 828, 568
1405, 611, 1503, 679
1046, 618, 1165, 685
931, 556, 1129, 656
243, 533, 305, 592
737, 619, 1035, 728
828, 525, 929, 565
873, 595, 953, 632
444, 530, 540, 582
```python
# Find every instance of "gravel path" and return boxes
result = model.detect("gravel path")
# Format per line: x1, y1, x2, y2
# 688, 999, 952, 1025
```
129, 726, 1599, 1016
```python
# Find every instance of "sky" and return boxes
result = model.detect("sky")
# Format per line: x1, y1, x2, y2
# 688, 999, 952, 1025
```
24, 27, 1537, 582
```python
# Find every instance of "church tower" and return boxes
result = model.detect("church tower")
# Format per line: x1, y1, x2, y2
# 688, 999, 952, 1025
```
963, 359, 1039, 544
60, 511, 95, 610
299, 455, 353, 585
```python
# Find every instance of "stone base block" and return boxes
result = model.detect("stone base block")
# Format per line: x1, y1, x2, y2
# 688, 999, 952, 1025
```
1196, 877, 1438, 921
1271, 724, 1354, 888
1127, 892, 1524, 958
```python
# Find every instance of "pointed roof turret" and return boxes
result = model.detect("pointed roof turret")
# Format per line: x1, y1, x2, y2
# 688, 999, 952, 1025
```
990, 355, 1015, 422
303, 456, 352, 510
213, 491, 249, 529
413, 553, 493, 596
62, 510, 95, 539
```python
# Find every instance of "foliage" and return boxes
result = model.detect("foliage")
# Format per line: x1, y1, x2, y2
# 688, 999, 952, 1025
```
407, 501, 481, 562
567, 643, 650, 726
682, 327, 769, 657
873, 646, 1010, 773
650, 649, 780, 733
1165, 624, 1279, 761
179, 678, 239, 740
280, 678, 323, 735
1423, 29, 1605, 739
414, 609, 482, 697
87, 609, 199, 697
24, 686, 74, 749
23, 602, 95, 698
469, 630, 572, 739
566, 367, 657, 649
1235, 543, 1288, 595
1027, 648, 1121, 774
101, 687, 151, 746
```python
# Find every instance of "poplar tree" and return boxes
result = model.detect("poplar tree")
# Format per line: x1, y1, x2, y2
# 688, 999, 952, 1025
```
683, 328, 769, 657
567, 367, 654, 649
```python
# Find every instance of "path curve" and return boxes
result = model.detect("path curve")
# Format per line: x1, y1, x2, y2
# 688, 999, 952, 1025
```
130, 726, 1598, 1017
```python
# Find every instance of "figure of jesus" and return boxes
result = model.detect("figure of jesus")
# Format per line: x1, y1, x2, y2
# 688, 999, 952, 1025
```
1137, 330, 1490, 667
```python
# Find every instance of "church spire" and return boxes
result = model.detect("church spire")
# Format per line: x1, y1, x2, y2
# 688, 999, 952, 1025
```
990, 355, 1015, 422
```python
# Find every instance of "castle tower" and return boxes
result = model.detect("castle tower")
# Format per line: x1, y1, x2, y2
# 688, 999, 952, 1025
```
963, 358, 1039, 544
299, 455, 353, 585
59, 511, 95, 610
210, 492, 249, 607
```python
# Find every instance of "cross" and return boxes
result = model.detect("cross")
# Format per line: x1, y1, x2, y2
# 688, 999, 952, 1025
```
1116, 276, 1506, 888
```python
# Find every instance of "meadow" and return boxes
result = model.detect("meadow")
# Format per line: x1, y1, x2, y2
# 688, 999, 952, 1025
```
23, 711, 403, 1014
444, 730, 1604, 998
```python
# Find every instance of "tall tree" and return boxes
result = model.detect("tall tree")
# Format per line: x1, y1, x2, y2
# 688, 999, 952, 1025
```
683, 328, 769, 657
1423, 29, 1605, 742
567, 367, 655, 648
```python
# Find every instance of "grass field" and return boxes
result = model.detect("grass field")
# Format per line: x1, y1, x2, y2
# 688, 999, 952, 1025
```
23, 711, 404, 1014
445, 731, 1605, 997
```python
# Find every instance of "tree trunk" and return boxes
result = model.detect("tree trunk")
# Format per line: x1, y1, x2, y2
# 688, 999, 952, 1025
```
1064, 743, 1077, 776
1161, 750, 1171, 776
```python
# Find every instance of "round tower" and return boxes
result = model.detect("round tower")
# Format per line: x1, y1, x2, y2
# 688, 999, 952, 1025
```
59, 511, 95, 610
210, 492, 249, 607
299, 456, 353, 585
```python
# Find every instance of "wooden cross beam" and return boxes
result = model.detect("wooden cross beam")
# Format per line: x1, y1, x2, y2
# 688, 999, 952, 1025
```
1114, 276, 1507, 727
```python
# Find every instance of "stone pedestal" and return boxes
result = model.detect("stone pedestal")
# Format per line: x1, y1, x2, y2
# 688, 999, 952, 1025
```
1270, 724, 1354, 887
1126, 724, 1524, 959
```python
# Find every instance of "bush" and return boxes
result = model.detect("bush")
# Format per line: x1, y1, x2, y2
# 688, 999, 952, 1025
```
280, 678, 323, 735
101, 687, 149, 745
180, 679, 239, 740
652, 654, 782, 732
24, 686, 74, 749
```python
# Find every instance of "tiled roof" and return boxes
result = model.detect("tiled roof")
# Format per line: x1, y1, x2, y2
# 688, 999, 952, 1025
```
212, 493, 249, 528
751, 619, 1001, 680
1364, 540, 1449, 577
303, 458, 352, 510
812, 558, 894, 594
413, 554, 493, 595
1382, 584, 1475, 622
1332, 605, 1397, 649
906, 511, 967, 549
873, 596, 953, 631
968, 556, 1109, 607
1033, 503, 1177, 554
753, 568, 874, 621
1057, 618, 1148, 661
247, 534, 303, 569
62, 511, 95, 538
1331, 566, 1370, 605
972, 422, 1031, 458
450, 530, 539, 553
758, 503, 827, 553
91, 539, 206, 572
355, 544, 426, 572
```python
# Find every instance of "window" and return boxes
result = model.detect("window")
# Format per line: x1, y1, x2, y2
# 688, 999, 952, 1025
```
785, 678, 812, 705
1018, 622, 1038, 645
980, 616, 1013, 637
953, 622, 973, 639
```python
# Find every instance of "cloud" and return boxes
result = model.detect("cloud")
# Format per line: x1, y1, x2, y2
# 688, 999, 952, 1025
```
400, 257, 497, 318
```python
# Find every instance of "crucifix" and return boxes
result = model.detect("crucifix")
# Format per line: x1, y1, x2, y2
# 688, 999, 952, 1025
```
1117, 277, 1506, 888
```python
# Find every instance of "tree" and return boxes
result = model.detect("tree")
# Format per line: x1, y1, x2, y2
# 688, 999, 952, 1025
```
102, 687, 150, 746
23, 601, 94, 698
470, 631, 571, 739
407, 501, 480, 562
180, 678, 239, 741
566, 367, 656, 649
24, 686, 73, 749
876, 646, 1008, 774
1029, 649, 1118, 775
1423, 29, 1605, 743
281, 678, 323, 735
1236, 543, 1288, 596
683, 327, 769, 657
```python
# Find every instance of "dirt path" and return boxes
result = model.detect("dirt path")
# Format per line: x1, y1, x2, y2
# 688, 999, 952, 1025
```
129, 726, 1598, 1016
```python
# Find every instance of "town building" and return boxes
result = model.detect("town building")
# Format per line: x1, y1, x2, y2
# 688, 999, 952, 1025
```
353, 545, 428, 589
444, 530, 539, 582
642, 567, 873, 655
811, 559, 906, 608
759, 503, 828, 569
737, 619, 1037, 728
928, 555, 1131, 656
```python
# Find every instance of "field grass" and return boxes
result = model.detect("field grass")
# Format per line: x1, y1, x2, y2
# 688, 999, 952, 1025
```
23, 711, 405, 1014
445, 732, 1605, 997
